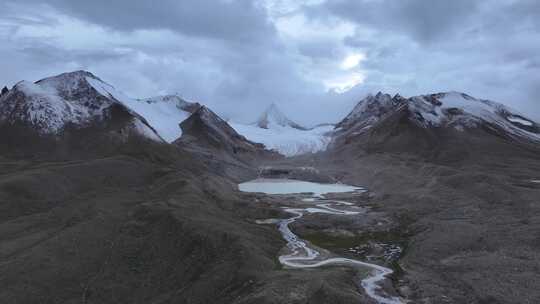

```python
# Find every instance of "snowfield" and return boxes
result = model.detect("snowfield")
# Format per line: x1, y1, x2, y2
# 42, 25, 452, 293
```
127, 97, 191, 142
231, 102, 334, 156
231, 123, 333, 156
87, 77, 194, 142
410, 92, 540, 142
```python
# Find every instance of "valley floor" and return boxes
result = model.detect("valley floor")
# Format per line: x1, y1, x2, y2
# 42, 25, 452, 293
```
269, 150, 540, 304
1, 143, 539, 304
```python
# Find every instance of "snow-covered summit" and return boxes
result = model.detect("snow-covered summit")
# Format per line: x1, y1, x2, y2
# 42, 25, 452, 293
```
408, 91, 539, 141
336, 92, 401, 131
336, 91, 540, 143
256, 103, 306, 130
0, 70, 162, 141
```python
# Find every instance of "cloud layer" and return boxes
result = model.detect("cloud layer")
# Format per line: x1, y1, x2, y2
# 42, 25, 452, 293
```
0, 0, 538, 124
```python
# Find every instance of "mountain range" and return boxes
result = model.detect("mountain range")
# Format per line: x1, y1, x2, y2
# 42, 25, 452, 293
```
2, 71, 538, 158
1, 70, 540, 304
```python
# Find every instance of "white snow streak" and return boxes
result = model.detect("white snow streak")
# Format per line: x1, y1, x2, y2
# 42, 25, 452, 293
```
507, 116, 533, 126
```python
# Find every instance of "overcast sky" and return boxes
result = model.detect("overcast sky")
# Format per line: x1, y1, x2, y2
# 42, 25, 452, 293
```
0, 0, 539, 125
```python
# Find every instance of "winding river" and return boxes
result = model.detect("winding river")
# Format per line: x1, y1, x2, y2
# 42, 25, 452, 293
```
239, 178, 404, 304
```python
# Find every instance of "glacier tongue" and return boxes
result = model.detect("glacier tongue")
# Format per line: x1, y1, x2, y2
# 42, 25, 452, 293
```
229, 102, 332, 156
231, 123, 333, 156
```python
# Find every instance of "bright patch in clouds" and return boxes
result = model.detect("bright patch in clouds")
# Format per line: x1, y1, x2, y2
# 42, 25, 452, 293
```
324, 72, 366, 93
341, 53, 366, 70
0, 0, 539, 125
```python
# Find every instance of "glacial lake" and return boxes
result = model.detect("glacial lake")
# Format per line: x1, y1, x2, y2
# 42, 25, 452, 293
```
238, 178, 364, 196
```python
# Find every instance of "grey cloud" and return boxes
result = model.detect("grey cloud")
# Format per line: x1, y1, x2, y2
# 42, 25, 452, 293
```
0, 0, 539, 125
297, 40, 339, 60
309, 0, 480, 44
15, 0, 275, 43
19, 44, 128, 65
304, 0, 540, 121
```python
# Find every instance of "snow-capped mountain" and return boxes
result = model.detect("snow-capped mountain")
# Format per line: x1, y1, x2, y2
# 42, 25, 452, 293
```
255, 103, 306, 130
0, 71, 162, 141
407, 92, 539, 139
0, 70, 339, 157
7, 70, 536, 159
231, 103, 332, 157
334, 91, 540, 146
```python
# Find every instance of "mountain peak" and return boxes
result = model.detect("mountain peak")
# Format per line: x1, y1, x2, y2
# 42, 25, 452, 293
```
177, 104, 268, 157
336, 92, 398, 130
0, 71, 163, 141
256, 103, 306, 130
335, 90, 540, 145
36, 70, 102, 85
64, 70, 98, 78
266, 102, 280, 112
374, 91, 386, 98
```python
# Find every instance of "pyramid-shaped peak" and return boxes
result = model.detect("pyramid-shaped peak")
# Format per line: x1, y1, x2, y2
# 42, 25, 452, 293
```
256, 103, 306, 130
262, 102, 286, 117
266, 102, 280, 111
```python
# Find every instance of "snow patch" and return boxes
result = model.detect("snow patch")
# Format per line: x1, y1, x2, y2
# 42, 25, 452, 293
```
15, 81, 70, 132
122, 96, 191, 142
507, 116, 533, 126
87, 77, 191, 142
